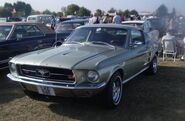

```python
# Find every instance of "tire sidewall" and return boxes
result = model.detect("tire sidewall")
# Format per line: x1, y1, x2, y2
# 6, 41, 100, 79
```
150, 56, 158, 74
104, 72, 123, 108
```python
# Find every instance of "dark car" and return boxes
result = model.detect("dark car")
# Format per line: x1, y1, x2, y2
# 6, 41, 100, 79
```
7, 17, 22, 22
55, 19, 89, 40
0, 22, 57, 69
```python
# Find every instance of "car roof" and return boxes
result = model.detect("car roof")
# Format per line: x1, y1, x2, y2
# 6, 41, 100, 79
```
0, 22, 40, 25
62, 19, 89, 23
79, 24, 139, 30
122, 20, 145, 24
27, 14, 52, 17
0, 22, 54, 34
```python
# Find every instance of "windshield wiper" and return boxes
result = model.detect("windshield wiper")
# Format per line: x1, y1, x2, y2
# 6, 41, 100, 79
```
90, 41, 116, 49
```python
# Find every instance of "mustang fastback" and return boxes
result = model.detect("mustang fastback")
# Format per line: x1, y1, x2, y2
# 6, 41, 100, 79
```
8, 24, 158, 108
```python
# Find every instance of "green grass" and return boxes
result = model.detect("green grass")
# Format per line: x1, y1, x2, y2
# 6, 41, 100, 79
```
0, 59, 185, 121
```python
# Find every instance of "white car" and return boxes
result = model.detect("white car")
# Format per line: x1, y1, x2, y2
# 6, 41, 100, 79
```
122, 20, 159, 41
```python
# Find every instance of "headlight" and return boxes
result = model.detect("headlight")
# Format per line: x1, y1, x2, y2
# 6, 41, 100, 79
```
87, 71, 99, 83
9, 63, 17, 76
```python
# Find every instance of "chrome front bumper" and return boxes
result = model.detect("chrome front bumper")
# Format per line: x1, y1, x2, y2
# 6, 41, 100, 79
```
7, 74, 107, 97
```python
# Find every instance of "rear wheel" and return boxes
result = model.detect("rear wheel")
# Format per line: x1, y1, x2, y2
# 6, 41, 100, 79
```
146, 55, 158, 75
104, 72, 123, 108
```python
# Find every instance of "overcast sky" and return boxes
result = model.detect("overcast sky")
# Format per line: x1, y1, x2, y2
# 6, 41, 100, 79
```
0, 0, 185, 15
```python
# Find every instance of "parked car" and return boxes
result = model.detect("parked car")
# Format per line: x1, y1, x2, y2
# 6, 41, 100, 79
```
0, 22, 57, 69
7, 24, 158, 108
122, 20, 151, 33
7, 17, 22, 22
122, 20, 160, 50
55, 19, 89, 40
27, 14, 56, 28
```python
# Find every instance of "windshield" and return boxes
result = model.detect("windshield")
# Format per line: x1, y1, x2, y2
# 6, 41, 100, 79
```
65, 27, 128, 47
38, 16, 52, 24
56, 22, 85, 31
0, 26, 12, 41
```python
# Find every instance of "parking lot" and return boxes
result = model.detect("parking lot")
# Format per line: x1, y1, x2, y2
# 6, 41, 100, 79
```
0, 59, 185, 121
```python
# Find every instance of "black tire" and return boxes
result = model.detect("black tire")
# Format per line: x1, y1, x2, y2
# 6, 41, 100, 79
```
103, 72, 123, 108
53, 41, 63, 47
146, 55, 158, 75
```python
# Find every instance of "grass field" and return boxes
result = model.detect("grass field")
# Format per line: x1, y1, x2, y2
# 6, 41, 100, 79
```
0, 59, 185, 121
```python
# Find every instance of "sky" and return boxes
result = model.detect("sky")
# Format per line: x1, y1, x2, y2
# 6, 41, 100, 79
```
0, 0, 185, 15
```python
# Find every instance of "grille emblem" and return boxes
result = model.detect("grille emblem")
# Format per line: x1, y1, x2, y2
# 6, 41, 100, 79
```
36, 69, 50, 78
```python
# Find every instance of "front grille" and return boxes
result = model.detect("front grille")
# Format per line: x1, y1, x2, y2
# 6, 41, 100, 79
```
18, 65, 75, 83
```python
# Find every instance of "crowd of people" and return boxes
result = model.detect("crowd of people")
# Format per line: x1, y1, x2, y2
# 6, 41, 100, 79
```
88, 12, 141, 24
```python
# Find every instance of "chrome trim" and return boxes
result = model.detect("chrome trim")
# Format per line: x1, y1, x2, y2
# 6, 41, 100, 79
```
122, 66, 149, 84
22, 69, 36, 73
0, 59, 9, 69
0, 66, 8, 69
7, 74, 107, 90
20, 66, 75, 82
19, 75, 76, 84
0, 59, 10, 64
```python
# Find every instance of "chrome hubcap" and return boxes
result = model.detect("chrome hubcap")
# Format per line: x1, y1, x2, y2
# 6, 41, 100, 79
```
112, 76, 122, 104
153, 59, 157, 73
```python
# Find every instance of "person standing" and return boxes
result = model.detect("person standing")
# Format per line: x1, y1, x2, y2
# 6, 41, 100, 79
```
103, 14, 109, 23
89, 13, 100, 24
112, 12, 121, 24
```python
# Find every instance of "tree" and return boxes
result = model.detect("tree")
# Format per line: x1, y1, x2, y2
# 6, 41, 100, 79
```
61, 6, 66, 16
171, 8, 176, 18
95, 9, 103, 16
13, 1, 32, 17
108, 8, 116, 13
65, 4, 80, 15
117, 9, 123, 15
56, 12, 63, 16
0, 7, 12, 17
4, 2, 13, 11
123, 9, 130, 17
77, 7, 91, 16
156, 4, 168, 17
130, 9, 139, 16
31, 10, 41, 15
25, 4, 32, 16
43, 9, 52, 14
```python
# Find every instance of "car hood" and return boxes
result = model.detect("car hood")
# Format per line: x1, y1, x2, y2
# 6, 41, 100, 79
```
12, 44, 117, 69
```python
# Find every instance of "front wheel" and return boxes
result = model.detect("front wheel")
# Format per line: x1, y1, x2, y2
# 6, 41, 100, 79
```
103, 72, 123, 108
52, 41, 63, 47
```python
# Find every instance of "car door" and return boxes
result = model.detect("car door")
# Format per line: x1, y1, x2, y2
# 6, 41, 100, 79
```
124, 29, 148, 78
22, 24, 54, 50
0, 25, 14, 68
7, 24, 49, 59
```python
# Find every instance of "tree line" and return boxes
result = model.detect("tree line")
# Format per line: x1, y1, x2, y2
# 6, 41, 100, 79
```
0, 1, 178, 18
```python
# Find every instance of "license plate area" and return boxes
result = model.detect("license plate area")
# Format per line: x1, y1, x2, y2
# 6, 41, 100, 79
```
37, 86, 55, 96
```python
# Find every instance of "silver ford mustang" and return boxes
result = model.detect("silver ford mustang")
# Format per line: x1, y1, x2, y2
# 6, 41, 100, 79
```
7, 24, 158, 108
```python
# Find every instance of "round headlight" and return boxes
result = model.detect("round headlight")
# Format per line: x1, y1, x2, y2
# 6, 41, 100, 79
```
87, 71, 99, 83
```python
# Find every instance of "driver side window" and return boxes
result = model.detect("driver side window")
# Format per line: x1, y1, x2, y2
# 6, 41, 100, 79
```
131, 29, 144, 45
